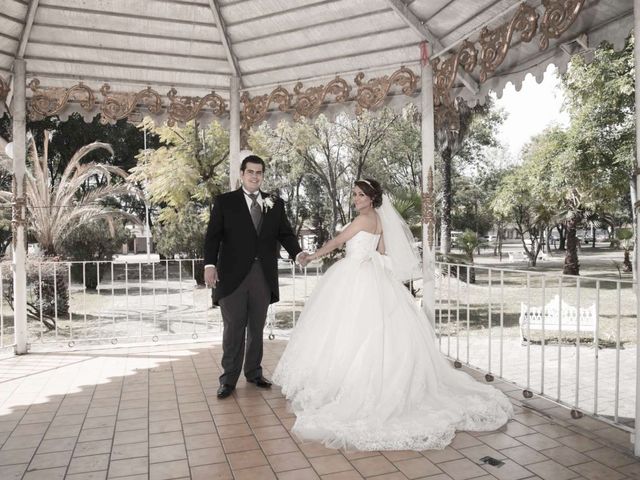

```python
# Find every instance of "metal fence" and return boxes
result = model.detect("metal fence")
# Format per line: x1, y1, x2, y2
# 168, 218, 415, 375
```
434, 261, 636, 432
0, 258, 322, 352
0, 257, 636, 433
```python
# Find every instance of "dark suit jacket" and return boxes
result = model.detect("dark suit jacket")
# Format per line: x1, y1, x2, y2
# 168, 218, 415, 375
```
204, 188, 302, 305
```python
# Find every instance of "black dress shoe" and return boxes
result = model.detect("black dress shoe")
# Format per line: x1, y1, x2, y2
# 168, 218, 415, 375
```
247, 376, 272, 388
217, 384, 235, 399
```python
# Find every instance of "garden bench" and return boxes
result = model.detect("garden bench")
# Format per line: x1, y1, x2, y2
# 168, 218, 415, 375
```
519, 294, 596, 343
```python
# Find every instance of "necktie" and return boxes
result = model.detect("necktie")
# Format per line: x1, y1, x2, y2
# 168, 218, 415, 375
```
248, 193, 262, 232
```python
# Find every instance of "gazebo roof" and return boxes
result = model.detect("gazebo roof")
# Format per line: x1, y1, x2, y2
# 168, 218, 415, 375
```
0, 0, 633, 125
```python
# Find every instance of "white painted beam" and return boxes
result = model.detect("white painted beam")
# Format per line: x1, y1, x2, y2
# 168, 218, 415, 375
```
208, 0, 242, 83
385, 0, 479, 94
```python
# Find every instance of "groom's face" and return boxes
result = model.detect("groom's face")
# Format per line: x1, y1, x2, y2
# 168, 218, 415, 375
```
240, 161, 264, 193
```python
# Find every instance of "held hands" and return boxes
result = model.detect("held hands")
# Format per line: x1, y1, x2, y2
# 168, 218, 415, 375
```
204, 266, 219, 288
297, 251, 313, 268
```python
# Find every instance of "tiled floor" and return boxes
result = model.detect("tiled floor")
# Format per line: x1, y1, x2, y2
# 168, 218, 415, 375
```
0, 340, 639, 480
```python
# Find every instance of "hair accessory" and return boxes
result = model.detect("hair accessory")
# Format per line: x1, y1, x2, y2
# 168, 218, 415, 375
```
358, 179, 373, 188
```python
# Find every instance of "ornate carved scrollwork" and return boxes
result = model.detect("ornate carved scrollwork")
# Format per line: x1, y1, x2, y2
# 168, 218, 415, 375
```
99, 84, 162, 124
292, 76, 350, 120
0, 77, 9, 104
27, 79, 96, 120
479, 4, 538, 82
539, 0, 586, 50
240, 86, 290, 130
11, 177, 28, 249
432, 40, 477, 132
166, 88, 227, 127
422, 166, 435, 248
354, 66, 418, 114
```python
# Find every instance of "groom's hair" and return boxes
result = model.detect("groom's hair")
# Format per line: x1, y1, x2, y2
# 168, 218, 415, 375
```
241, 155, 266, 172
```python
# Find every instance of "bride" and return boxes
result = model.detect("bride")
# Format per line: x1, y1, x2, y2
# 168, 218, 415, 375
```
273, 179, 513, 451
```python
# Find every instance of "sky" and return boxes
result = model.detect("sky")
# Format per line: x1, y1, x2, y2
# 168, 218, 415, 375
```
493, 64, 570, 162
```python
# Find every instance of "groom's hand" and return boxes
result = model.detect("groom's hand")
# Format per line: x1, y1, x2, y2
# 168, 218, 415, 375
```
204, 266, 218, 288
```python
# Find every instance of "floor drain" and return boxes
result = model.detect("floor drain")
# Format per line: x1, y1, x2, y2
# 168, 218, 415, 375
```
479, 456, 505, 468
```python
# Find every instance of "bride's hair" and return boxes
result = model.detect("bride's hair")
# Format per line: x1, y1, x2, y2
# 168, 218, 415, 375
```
354, 178, 383, 208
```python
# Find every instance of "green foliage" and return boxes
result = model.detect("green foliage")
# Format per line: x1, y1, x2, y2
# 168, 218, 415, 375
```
0, 131, 138, 255
132, 119, 229, 268
153, 205, 206, 260
457, 229, 481, 262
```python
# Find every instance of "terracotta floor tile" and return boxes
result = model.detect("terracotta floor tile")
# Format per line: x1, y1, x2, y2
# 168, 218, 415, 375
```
500, 445, 548, 465
268, 451, 311, 472
583, 446, 636, 468
556, 434, 603, 452
149, 459, 190, 480
394, 456, 441, 478
221, 434, 260, 453
421, 446, 464, 464
276, 467, 320, 479
570, 460, 627, 480
190, 462, 233, 480
67, 454, 110, 475
351, 455, 398, 477
309, 453, 353, 475
319, 470, 364, 479
381, 450, 422, 462
186, 445, 227, 466
526, 459, 581, 480
437, 458, 487, 480
217, 422, 253, 438
233, 464, 277, 480
149, 444, 187, 463
261, 437, 300, 455
539, 445, 590, 467
478, 432, 522, 450
515, 433, 561, 451
226, 448, 268, 470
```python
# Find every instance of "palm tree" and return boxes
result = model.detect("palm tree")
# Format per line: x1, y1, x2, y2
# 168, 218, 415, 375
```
0, 131, 138, 255
0, 132, 139, 328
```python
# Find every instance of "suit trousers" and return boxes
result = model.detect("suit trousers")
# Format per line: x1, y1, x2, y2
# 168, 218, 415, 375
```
218, 260, 271, 386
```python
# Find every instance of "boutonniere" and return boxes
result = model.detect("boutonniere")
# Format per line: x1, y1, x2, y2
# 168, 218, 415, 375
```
262, 195, 275, 212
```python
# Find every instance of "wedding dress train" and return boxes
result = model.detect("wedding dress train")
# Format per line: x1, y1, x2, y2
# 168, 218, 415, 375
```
273, 230, 513, 451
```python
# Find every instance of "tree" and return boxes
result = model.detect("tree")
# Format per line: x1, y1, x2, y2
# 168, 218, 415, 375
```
130, 119, 228, 281
616, 227, 633, 272
562, 36, 635, 268
435, 99, 504, 253
0, 131, 137, 255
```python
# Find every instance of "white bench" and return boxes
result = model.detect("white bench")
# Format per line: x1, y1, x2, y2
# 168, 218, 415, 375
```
519, 294, 596, 343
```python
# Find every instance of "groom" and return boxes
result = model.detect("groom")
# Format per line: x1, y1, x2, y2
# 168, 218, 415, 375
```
204, 154, 306, 399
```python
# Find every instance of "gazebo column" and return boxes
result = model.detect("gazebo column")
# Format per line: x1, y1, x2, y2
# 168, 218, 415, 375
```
12, 59, 28, 355
421, 50, 436, 326
229, 75, 241, 190
634, 0, 640, 457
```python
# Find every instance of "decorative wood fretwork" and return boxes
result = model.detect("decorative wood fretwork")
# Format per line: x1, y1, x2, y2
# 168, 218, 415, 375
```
11, 177, 28, 249
28, 79, 96, 120
478, 4, 538, 82
0, 77, 9, 104
421, 166, 435, 249
432, 40, 477, 132
100, 84, 163, 124
539, 0, 586, 50
354, 66, 418, 114
292, 76, 350, 120
433, 0, 585, 131
166, 88, 227, 127
240, 86, 290, 130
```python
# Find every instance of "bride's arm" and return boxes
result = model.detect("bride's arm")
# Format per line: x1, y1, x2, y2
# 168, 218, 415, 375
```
308, 217, 366, 261
377, 234, 385, 254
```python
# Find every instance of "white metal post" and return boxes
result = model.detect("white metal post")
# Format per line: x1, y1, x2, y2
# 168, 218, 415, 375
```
12, 59, 28, 354
634, 0, 640, 455
229, 75, 241, 191
421, 46, 436, 326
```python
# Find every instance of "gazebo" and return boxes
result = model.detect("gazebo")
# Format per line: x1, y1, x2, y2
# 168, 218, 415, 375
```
1, 0, 639, 455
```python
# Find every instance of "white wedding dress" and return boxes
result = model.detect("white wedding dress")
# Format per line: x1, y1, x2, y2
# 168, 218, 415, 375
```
273, 230, 513, 451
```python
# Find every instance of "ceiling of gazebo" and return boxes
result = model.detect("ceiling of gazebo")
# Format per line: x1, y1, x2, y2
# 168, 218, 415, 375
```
0, 0, 634, 126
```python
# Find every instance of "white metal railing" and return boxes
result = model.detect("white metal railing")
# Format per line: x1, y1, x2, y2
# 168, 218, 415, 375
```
0, 258, 322, 351
1, 256, 636, 434
434, 261, 637, 432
